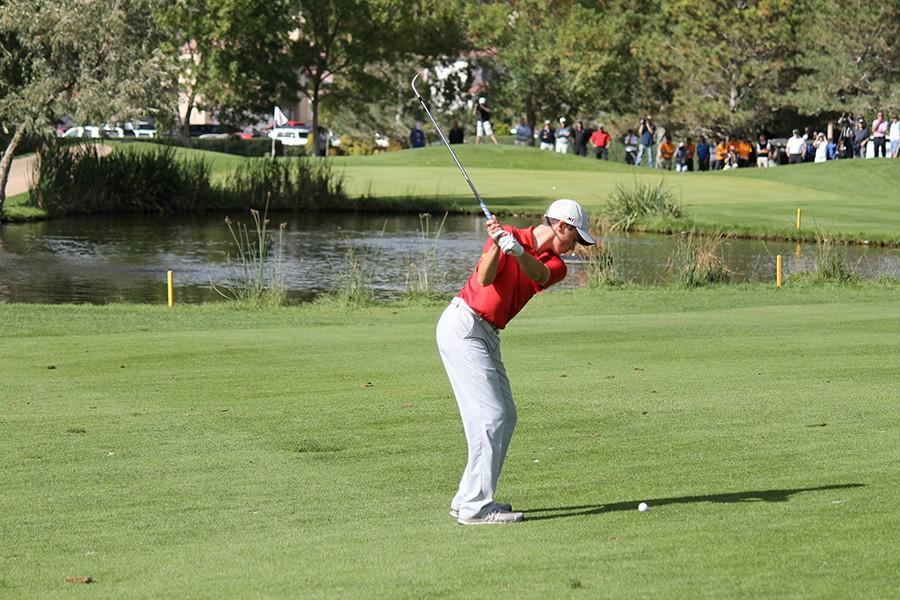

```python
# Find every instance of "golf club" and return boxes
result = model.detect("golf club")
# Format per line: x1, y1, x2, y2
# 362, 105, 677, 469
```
411, 73, 493, 220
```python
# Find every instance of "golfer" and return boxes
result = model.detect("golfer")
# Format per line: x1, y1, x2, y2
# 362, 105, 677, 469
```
437, 199, 595, 525
473, 97, 499, 145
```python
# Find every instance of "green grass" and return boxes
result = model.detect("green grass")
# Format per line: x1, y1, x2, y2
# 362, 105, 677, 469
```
333, 145, 900, 243
2, 285, 899, 598
5, 143, 900, 243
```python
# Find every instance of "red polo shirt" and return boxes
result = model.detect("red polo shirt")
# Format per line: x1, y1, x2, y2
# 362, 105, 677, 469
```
458, 226, 567, 329
589, 130, 611, 148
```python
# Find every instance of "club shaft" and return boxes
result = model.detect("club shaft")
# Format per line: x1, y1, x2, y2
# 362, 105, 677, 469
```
411, 74, 493, 220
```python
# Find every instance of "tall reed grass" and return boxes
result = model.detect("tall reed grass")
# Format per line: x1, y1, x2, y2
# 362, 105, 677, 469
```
226, 157, 347, 209
34, 142, 211, 215
210, 203, 288, 307
602, 181, 684, 231
331, 237, 377, 306
813, 233, 858, 283
670, 232, 731, 287
574, 239, 623, 287
31, 142, 348, 215
404, 212, 448, 298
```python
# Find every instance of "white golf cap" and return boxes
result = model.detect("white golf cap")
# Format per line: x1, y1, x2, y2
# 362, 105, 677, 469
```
478, 97, 486, 104
545, 199, 595, 246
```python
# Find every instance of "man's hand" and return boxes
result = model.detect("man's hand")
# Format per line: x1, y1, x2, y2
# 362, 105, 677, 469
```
497, 233, 524, 256
487, 218, 505, 243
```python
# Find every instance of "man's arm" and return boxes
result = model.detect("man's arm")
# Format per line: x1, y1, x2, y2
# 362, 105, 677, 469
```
476, 245, 501, 286
484, 220, 551, 286
477, 220, 506, 285
512, 252, 550, 286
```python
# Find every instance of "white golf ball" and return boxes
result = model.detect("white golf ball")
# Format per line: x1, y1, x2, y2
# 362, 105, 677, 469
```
638, 502, 649, 512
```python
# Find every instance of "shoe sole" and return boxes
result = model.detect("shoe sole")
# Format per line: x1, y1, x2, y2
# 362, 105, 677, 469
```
449, 503, 512, 519
457, 514, 524, 525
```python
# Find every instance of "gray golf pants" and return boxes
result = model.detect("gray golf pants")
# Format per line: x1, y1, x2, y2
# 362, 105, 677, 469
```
436, 298, 517, 519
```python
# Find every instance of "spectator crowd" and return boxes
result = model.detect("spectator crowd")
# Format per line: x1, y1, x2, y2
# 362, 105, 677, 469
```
411, 98, 900, 170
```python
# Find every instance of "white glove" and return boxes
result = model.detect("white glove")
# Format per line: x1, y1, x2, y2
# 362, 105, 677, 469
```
497, 233, 524, 256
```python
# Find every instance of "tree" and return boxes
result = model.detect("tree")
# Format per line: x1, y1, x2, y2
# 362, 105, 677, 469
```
319, 0, 467, 144
0, 0, 176, 222
289, 0, 465, 155
786, 0, 900, 116
637, 0, 804, 135
465, 0, 633, 133
290, 0, 396, 156
158, 0, 293, 141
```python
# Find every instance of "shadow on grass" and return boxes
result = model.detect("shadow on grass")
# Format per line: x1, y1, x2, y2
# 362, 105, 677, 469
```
523, 483, 865, 522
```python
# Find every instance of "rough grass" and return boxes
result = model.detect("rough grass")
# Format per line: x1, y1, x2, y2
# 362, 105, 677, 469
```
2, 285, 899, 598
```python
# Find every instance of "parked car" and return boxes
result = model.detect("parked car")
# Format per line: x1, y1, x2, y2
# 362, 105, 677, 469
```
58, 125, 102, 139
131, 120, 157, 138
100, 125, 136, 139
267, 126, 311, 147
188, 124, 227, 138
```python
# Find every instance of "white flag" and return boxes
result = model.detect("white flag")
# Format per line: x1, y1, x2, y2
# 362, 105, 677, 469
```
274, 106, 288, 127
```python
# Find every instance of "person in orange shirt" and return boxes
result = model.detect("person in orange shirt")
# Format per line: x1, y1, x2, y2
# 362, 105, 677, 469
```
657, 134, 675, 170
714, 137, 728, 170
736, 138, 753, 167
684, 137, 696, 171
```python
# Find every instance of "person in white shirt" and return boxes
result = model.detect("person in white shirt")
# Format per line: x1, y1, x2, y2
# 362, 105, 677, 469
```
554, 118, 570, 153
785, 129, 806, 164
813, 133, 828, 163
889, 115, 900, 158
756, 134, 773, 168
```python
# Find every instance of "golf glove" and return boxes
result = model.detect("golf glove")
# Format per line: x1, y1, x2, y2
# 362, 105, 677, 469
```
498, 233, 524, 256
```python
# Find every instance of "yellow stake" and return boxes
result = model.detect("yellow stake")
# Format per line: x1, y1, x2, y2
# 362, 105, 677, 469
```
796, 208, 802, 230
776, 255, 782, 288
167, 270, 174, 307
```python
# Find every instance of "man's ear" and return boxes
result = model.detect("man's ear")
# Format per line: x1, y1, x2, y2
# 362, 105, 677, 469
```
554, 220, 572, 236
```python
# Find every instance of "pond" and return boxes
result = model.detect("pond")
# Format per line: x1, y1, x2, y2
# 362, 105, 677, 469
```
1, 212, 898, 304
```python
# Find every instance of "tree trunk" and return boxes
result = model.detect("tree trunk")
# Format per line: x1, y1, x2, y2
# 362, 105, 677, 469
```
0, 126, 27, 223
312, 82, 321, 157
526, 97, 536, 146
395, 72, 404, 125
179, 92, 196, 147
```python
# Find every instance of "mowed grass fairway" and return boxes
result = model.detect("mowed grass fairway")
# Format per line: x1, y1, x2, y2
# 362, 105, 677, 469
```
2, 286, 899, 598
334, 146, 900, 243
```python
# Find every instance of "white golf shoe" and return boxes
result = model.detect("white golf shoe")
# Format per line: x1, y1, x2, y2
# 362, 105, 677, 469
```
449, 502, 512, 520
457, 506, 524, 525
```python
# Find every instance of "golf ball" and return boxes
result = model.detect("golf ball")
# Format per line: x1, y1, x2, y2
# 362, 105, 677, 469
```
638, 502, 649, 512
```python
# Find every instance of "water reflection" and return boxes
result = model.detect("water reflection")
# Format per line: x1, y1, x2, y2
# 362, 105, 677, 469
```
0, 212, 897, 304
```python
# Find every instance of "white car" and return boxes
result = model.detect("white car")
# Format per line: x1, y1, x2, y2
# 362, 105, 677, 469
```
267, 127, 310, 146
132, 122, 157, 138
100, 125, 136, 138
59, 125, 102, 139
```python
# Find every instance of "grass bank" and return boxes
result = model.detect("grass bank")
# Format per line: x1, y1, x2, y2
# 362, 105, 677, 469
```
2, 285, 899, 598
5, 143, 899, 245
333, 145, 900, 245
